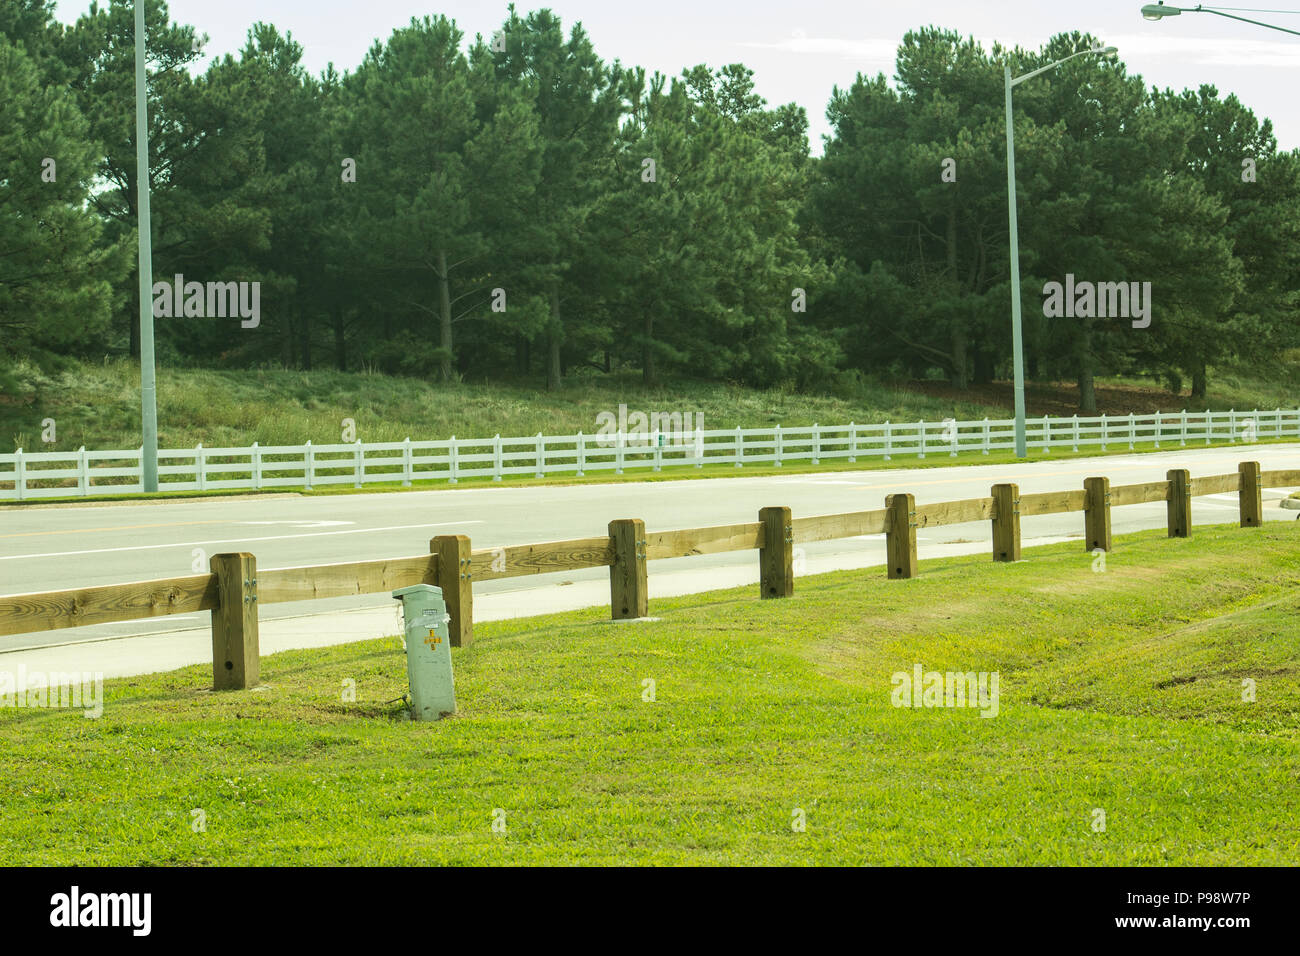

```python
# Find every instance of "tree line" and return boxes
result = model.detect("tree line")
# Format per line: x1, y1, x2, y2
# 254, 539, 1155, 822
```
3, 1, 1297, 408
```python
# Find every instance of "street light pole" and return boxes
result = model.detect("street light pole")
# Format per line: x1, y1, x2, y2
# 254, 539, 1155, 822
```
1003, 65, 1028, 458
134, 0, 158, 492
1003, 45, 1118, 459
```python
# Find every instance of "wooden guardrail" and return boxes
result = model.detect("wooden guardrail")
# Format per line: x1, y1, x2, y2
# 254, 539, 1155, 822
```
1, 462, 1294, 690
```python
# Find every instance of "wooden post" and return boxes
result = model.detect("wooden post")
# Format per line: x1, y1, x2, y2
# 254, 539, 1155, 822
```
990, 483, 1021, 562
1239, 461, 1263, 528
1083, 477, 1112, 552
609, 518, 648, 619
433, 535, 473, 647
885, 494, 917, 579
1167, 469, 1191, 538
759, 506, 794, 599
210, 552, 259, 691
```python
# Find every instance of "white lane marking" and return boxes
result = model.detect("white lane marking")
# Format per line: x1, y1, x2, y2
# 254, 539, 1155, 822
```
0, 521, 481, 561
239, 520, 354, 527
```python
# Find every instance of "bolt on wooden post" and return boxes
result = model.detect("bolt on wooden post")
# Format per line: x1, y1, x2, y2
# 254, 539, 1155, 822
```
1167, 468, 1191, 538
433, 534, 473, 647
1083, 477, 1112, 552
609, 518, 648, 618
759, 506, 794, 598
990, 483, 1021, 562
885, 493, 917, 579
1238, 461, 1263, 528
210, 552, 259, 690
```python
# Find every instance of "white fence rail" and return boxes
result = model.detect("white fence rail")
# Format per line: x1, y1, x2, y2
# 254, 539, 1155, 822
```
2, 408, 1296, 501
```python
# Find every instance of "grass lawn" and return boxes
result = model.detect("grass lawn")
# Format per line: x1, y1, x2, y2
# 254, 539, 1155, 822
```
2, 522, 1298, 865
3, 357, 1295, 453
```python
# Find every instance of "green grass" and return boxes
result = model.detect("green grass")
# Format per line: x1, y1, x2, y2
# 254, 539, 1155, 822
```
3, 522, 1298, 865
4, 357, 1294, 454
2, 358, 1004, 453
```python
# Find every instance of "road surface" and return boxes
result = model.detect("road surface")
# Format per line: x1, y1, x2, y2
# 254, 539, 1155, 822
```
2, 442, 1296, 676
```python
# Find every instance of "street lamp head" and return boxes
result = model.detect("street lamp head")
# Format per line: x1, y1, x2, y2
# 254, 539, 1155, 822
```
1098, 45, 1119, 57
1142, 2, 1181, 19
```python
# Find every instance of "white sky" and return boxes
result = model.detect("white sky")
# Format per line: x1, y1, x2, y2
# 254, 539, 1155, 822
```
51, 0, 1300, 154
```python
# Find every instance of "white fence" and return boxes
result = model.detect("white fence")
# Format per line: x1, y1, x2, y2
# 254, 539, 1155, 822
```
1, 408, 1296, 501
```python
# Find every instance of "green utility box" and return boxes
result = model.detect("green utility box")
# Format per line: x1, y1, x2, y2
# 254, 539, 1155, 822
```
391, 583, 456, 720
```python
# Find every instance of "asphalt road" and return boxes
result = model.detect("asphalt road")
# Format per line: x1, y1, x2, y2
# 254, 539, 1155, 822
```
2, 442, 1297, 652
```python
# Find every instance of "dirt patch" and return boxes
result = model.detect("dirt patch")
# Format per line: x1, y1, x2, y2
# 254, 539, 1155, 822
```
908, 379, 1196, 417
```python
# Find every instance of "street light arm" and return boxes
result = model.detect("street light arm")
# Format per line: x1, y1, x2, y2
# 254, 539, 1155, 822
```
1009, 47, 1112, 87
1144, 3, 1300, 37
1196, 6, 1300, 36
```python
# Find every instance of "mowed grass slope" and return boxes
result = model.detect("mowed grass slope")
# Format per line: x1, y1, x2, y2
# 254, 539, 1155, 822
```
2, 359, 1003, 452
2, 522, 1298, 865
5, 357, 1296, 453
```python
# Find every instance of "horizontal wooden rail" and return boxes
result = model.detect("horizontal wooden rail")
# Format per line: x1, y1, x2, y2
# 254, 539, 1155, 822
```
792, 509, 887, 543
1109, 480, 1171, 507
1018, 489, 1087, 517
257, 554, 437, 604
1261, 469, 1300, 487
917, 496, 995, 526
0, 574, 218, 637
468, 536, 614, 582
1189, 473, 1240, 496
645, 522, 762, 560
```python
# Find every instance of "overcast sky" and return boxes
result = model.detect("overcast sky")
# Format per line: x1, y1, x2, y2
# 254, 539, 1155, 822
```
51, 0, 1300, 153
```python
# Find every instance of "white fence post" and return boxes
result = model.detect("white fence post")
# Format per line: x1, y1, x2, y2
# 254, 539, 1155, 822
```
652, 431, 662, 472
1229, 408, 1237, 442
402, 437, 412, 487
1101, 414, 1107, 451
1127, 413, 1135, 450
304, 440, 314, 490
774, 425, 783, 467
734, 426, 743, 468
1180, 409, 1187, 446
693, 425, 704, 468
253, 442, 263, 490
848, 422, 857, 463
884, 421, 892, 461
1071, 415, 1079, 453
493, 434, 503, 481
15, 448, 25, 501
195, 443, 205, 492
1042, 415, 1050, 454
535, 432, 545, 478
812, 423, 820, 465
918, 420, 926, 459
77, 445, 88, 496
353, 440, 362, 488
1205, 409, 1212, 445
616, 430, 625, 474
982, 418, 990, 455
576, 431, 585, 477
1153, 410, 1161, 449
449, 436, 459, 483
